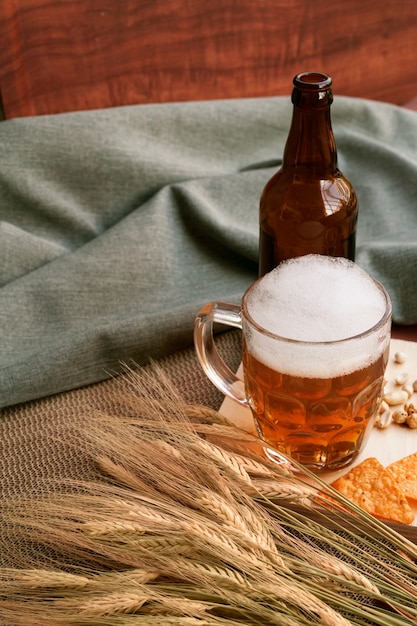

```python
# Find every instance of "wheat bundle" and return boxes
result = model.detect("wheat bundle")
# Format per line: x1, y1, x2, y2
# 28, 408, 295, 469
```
1, 366, 416, 625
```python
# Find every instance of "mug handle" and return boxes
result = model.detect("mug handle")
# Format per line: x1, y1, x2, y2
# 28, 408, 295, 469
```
193, 302, 249, 406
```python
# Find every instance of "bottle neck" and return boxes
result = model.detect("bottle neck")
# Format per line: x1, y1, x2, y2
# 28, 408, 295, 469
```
282, 74, 338, 175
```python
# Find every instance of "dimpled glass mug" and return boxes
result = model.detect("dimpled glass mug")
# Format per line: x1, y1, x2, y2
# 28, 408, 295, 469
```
194, 255, 392, 471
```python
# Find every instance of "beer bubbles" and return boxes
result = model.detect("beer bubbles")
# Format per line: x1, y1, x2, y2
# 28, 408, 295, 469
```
243, 255, 389, 380
246, 255, 386, 342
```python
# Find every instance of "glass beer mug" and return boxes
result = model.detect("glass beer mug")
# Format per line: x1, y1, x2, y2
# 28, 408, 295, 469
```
194, 255, 392, 471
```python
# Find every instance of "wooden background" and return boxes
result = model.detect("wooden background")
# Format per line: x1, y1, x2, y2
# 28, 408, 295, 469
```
1, 0, 417, 119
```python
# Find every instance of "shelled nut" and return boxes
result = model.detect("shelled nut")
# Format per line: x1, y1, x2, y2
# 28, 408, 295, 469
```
375, 410, 392, 429
383, 389, 409, 406
392, 410, 408, 425
394, 352, 406, 364
395, 372, 409, 386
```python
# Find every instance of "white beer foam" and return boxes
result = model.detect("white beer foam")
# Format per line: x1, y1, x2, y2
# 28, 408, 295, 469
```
245, 255, 390, 378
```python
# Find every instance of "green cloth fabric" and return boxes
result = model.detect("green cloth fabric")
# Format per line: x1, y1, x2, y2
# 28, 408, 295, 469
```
1, 96, 417, 408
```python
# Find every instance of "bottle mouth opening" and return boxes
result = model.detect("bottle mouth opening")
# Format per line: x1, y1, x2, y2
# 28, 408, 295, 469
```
293, 72, 332, 90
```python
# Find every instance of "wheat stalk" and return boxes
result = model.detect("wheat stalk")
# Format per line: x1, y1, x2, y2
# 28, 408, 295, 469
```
250, 477, 316, 502
77, 591, 150, 616
0, 568, 90, 591
195, 490, 283, 573
1, 365, 417, 626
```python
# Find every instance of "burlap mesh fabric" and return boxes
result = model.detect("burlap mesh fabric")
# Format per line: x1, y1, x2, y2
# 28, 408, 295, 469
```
0, 330, 241, 503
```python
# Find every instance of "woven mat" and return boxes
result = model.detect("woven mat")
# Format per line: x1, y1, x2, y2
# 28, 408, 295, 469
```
0, 330, 241, 499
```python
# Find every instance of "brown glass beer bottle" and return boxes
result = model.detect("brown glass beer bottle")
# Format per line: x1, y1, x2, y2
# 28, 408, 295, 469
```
259, 72, 358, 276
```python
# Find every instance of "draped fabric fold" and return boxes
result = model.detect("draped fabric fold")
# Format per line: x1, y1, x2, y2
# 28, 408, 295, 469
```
1, 96, 416, 408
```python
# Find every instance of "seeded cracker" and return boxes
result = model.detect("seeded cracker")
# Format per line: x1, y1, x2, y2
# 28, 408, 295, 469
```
330, 457, 414, 524
387, 452, 417, 502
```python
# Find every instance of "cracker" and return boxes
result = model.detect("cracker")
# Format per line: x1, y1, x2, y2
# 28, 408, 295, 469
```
330, 457, 414, 525
387, 452, 417, 502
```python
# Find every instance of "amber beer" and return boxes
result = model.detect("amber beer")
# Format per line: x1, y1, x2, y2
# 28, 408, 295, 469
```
241, 255, 391, 471
242, 343, 388, 470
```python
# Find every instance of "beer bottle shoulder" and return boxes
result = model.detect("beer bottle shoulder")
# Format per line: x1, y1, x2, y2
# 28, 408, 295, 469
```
260, 169, 357, 223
